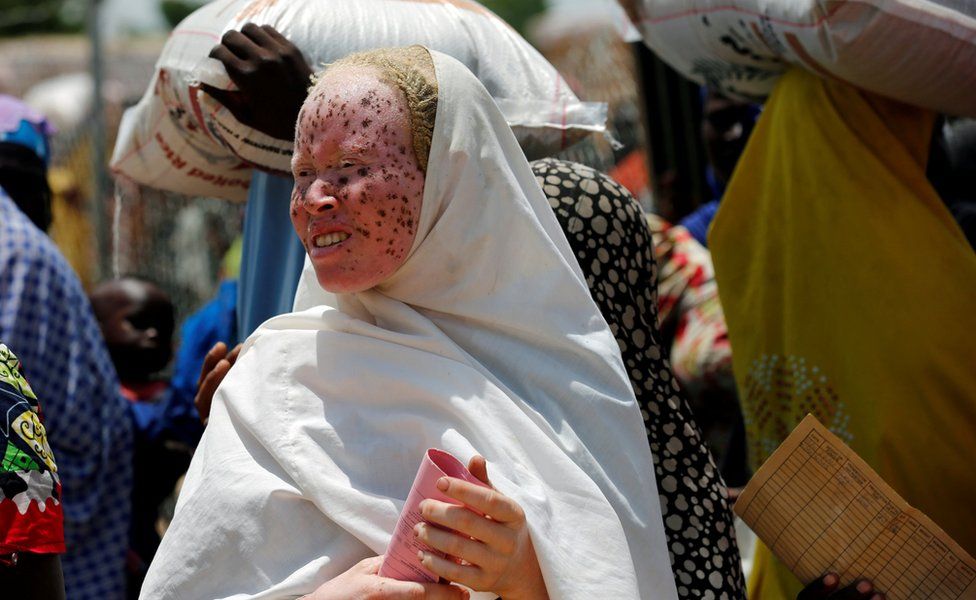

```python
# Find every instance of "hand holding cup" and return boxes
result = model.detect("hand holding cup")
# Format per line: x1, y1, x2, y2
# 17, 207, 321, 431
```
415, 456, 549, 600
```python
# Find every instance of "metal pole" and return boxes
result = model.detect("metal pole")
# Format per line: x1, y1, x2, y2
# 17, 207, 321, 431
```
632, 42, 707, 222
87, 0, 110, 281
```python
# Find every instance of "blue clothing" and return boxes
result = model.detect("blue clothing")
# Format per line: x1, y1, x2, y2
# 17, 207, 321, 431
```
0, 189, 132, 599
125, 383, 199, 581
679, 199, 721, 248
126, 388, 201, 449
170, 279, 239, 415
236, 172, 306, 341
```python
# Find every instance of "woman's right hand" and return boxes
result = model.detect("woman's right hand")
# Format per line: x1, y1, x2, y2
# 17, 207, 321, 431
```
798, 573, 884, 600
306, 556, 469, 600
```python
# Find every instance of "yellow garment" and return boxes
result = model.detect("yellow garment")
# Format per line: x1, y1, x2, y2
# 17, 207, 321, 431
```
710, 69, 976, 599
47, 167, 95, 288
221, 235, 243, 279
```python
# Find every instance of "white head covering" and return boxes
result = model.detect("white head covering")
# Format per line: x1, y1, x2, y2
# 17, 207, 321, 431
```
141, 50, 677, 600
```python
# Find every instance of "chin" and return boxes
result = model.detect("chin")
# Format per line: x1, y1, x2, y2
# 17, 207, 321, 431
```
315, 270, 373, 295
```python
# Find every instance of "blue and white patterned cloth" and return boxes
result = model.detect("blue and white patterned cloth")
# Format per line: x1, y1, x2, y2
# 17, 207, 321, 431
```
0, 188, 132, 599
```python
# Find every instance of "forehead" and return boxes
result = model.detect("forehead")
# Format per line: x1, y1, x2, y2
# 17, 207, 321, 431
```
92, 279, 167, 317
298, 67, 410, 141
119, 280, 171, 310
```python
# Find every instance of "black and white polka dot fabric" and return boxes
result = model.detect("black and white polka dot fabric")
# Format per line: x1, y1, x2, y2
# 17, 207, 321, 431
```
531, 158, 746, 600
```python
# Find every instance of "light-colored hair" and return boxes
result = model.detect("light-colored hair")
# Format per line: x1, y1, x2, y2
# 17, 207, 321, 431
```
311, 46, 438, 172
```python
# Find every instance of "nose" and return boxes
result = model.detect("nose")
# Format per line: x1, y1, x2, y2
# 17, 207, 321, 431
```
722, 122, 744, 142
304, 179, 339, 213
141, 327, 161, 348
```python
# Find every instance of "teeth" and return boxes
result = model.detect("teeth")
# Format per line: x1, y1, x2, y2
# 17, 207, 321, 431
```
313, 232, 350, 248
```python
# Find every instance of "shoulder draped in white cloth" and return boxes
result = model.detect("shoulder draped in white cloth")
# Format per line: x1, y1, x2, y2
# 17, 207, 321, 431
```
141, 50, 677, 600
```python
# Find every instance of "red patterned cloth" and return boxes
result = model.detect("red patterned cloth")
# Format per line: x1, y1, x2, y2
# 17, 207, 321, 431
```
0, 343, 65, 556
646, 214, 736, 403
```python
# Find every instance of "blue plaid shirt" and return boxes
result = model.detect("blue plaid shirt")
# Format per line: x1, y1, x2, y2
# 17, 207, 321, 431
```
0, 189, 131, 599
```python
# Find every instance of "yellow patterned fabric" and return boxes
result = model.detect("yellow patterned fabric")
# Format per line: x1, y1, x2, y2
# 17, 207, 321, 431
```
711, 69, 976, 599
0, 344, 36, 400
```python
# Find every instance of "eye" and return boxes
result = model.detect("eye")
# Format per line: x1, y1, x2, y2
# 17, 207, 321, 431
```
294, 166, 314, 179
127, 313, 152, 330
340, 160, 356, 169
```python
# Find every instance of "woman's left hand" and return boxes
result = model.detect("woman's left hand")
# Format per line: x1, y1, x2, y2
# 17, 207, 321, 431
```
415, 456, 549, 600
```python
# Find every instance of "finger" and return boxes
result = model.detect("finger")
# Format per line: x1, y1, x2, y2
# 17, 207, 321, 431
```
798, 573, 840, 600
420, 500, 512, 550
414, 522, 493, 568
197, 342, 228, 389
199, 84, 249, 117
407, 581, 469, 600
219, 29, 263, 62
259, 25, 311, 74
418, 550, 485, 593
240, 22, 283, 52
381, 580, 469, 600
193, 391, 209, 424
208, 45, 249, 78
195, 359, 230, 422
210, 358, 233, 387
437, 477, 522, 524
259, 24, 294, 47
831, 580, 878, 600
199, 84, 233, 105
467, 455, 491, 487
226, 343, 243, 366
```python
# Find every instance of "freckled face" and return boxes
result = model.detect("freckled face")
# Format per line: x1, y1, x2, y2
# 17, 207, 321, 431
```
291, 68, 425, 294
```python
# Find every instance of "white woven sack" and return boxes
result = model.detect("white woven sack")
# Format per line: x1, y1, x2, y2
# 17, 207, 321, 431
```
111, 0, 605, 202
628, 0, 976, 116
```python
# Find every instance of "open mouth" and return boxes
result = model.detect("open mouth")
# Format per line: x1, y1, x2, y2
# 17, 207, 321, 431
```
312, 232, 350, 249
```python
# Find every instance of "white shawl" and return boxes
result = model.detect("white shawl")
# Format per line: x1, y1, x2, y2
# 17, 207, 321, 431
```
141, 50, 677, 600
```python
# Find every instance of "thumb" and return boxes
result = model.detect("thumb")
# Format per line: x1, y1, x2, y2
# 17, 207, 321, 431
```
199, 84, 251, 123
467, 455, 491, 487
358, 555, 384, 574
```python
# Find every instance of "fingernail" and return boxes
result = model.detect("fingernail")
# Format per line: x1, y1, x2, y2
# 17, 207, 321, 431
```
413, 523, 423, 538
436, 477, 449, 491
417, 550, 427, 563
823, 573, 838, 587
857, 581, 873, 594
871, 594, 884, 600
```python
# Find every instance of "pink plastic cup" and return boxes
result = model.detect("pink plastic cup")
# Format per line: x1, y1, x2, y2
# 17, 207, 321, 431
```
379, 448, 488, 582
